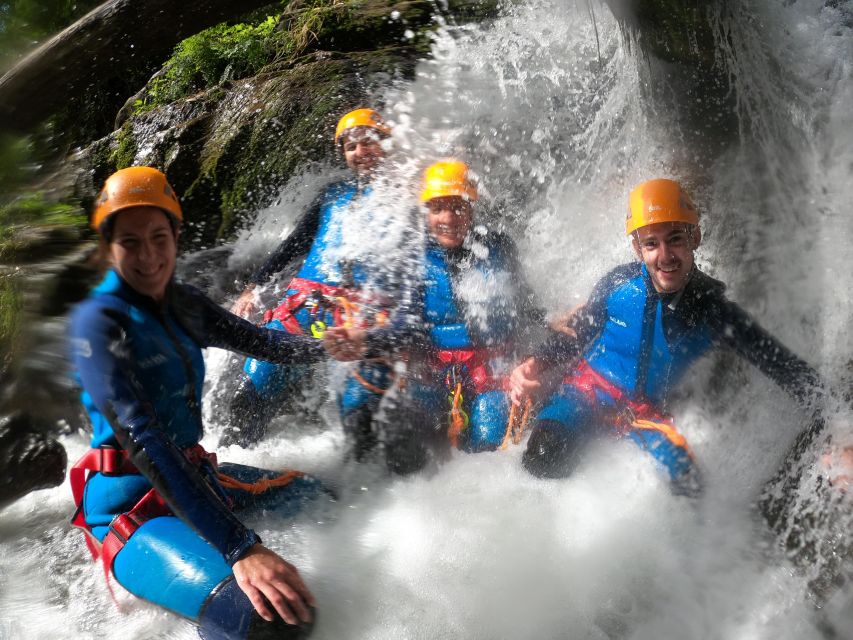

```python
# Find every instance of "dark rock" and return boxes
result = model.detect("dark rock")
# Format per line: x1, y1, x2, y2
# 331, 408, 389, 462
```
0, 411, 67, 511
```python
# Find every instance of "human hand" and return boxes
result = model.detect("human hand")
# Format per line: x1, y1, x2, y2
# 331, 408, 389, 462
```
819, 444, 853, 490
548, 303, 585, 338
232, 287, 259, 319
232, 544, 315, 624
323, 326, 367, 361
509, 356, 541, 406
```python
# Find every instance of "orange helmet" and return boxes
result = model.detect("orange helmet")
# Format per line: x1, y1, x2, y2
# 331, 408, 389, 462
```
420, 159, 478, 203
334, 108, 391, 144
92, 166, 182, 232
626, 178, 698, 235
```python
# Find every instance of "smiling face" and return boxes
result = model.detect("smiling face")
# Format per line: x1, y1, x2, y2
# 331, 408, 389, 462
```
425, 196, 474, 249
341, 127, 386, 177
109, 206, 178, 301
632, 221, 701, 293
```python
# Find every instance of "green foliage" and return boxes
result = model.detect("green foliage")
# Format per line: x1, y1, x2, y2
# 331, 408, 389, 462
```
133, 2, 349, 114
0, 272, 22, 356
0, 132, 34, 196
0, 194, 83, 260
135, 15, 282, 111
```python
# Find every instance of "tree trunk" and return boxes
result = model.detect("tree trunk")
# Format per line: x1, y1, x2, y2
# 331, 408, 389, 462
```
0, 0, 278, 133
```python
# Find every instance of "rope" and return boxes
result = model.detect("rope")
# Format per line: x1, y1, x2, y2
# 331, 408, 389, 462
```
500, 397, 532, 450
447, 382, 469, 448
350, 367, 391, 395
337, 296, 356, 328
630, 418, 694, 458
216, 469, 305, 495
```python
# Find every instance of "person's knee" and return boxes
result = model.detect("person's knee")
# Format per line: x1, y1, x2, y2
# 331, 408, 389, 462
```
222, 375, 272, 448
198, 576, 315, 640
384, 437, 430, 476
522, 421, 585, 479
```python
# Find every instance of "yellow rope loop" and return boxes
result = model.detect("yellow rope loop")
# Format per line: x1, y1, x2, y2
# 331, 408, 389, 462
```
310, 320, 327, 338
217, 470, 305, 495
630, 419, 694, 459
447, 382, 468, 448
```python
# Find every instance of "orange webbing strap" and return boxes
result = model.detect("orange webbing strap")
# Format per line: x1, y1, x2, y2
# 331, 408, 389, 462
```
447, 382, 469, 448
337, 296, 389, 329
350, 367, 391, 395
216, 470, 305, 495
500, 397, 532, 450
630, 419, 695, 459
338, 296, 357, 328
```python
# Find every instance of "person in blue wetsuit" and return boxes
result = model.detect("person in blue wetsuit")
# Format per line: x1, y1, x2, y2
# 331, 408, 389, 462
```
224, 108, 394, 451
509, 178, 824, 495
68, 167, 325, 640
325, 159, 545, 474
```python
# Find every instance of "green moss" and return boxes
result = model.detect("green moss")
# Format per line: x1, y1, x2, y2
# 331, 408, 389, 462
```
134, 14, 284, 113
130, 0, 487, 116
0, 273, 22, 358
109, 121, 137, 169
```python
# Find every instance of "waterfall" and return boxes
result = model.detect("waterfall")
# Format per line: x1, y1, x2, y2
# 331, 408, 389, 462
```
0, 1, 850, 637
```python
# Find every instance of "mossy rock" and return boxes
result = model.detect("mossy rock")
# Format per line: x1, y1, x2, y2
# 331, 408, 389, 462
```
78, 0, 500, 247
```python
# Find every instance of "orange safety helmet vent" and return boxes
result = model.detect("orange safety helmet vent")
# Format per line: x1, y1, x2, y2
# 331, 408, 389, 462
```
334, 108, 391, 144
92, 166, 183, 232
626, 178, 698, 235
420, 159, 478, 203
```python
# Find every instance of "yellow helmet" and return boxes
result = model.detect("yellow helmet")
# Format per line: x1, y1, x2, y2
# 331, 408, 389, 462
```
420, 159, 478, 203
626, 178, 698, 235
334, 108, 391, 144
92, 166, 182, 232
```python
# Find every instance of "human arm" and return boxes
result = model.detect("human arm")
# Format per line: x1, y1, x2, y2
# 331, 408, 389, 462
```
171, 283, 325, 364
710, 298, 823, 407
231, 192, 325, 317
246, 194, 324, 287
527, 266, 621, 371
322, 249, 427, 360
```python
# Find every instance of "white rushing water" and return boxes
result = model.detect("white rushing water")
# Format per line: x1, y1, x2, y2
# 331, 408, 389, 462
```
1, 0, 852, 638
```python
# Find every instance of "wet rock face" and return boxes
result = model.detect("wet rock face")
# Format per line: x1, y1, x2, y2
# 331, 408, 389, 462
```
0, 412, 67, 512
74, 0, 500, 248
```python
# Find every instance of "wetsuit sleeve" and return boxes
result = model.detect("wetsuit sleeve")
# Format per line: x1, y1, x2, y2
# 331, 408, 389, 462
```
531, 268, 614, 371
170, 283, 324, 363
710, 298, 823, 406
361, 222, 427, 358
69, 303, 259, 565
362, 268, 427, 358
247, 192, 325, 286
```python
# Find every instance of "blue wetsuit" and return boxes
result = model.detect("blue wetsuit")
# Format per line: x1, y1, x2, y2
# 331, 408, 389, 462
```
228, 180, 393, 449
362, 230, 544, 470
69, 270, 324, 640
524, 262, 821, 492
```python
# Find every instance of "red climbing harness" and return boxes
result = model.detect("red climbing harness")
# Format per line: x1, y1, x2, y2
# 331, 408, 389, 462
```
69, 444, 304, 582
437, 348, 507, 448
262, 276, 389, 338
565, 360, 693, 455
